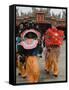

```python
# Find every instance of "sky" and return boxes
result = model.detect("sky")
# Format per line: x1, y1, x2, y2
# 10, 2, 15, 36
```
16, 6, 66, 18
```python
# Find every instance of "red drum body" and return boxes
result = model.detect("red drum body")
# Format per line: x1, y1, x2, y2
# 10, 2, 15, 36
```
44, 28, 64, 47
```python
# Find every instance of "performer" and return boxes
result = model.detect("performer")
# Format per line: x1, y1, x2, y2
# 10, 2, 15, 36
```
19, 29, 41, 82
44, 28, 64, 77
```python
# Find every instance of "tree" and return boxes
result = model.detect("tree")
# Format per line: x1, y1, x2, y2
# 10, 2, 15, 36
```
62, 10, 66, 19
32, 7, 37, 13
21, 11, 24, 16
46, 8, 51, 16
56, 13, 61, 19
16, 8, 19, 16
52, 11, 55, 17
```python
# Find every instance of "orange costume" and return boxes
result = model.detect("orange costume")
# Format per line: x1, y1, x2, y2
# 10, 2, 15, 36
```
44, 28, 64, 76
26, 56, 40, 83
18, 29, 41, 82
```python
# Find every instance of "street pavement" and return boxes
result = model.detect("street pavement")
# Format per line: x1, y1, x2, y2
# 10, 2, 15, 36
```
16, 40, 66, 84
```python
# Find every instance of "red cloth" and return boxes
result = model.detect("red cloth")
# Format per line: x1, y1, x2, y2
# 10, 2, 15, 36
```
44, 28, 64, 46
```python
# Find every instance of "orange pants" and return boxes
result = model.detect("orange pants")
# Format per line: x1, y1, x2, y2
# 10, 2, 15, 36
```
45, 47, 60, 76
17, 59, 27, 78
26, 56, 40, 83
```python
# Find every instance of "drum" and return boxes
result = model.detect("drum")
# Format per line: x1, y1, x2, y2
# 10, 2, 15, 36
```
20, 29, 41, 49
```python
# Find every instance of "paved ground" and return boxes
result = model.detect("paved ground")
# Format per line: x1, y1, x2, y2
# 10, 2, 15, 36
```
16, 40, 66, 83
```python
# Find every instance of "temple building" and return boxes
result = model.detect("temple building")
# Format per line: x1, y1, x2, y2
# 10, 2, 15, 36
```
16, 9, 66, 28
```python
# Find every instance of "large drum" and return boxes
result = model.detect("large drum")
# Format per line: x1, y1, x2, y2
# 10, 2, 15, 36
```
44, 28, 64, 47
20, 29, 41, 50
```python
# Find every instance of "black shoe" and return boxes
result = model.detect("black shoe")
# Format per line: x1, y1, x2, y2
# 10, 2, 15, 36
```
54, 74, 58, 77
45, 69, 49, 74
18, 73, 21, 76
40, 56, 42, 58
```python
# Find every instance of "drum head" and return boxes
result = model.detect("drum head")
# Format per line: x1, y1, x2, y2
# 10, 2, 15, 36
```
20, 29, 41, 49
